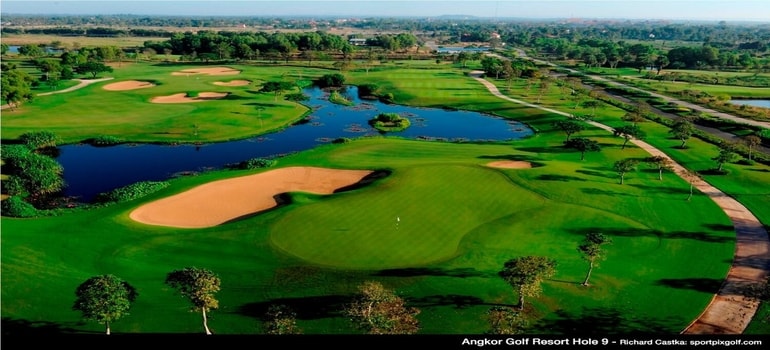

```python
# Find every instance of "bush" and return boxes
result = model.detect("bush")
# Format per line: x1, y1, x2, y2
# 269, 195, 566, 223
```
95, 181, 170, 203
1, 176, 28, 197
19, 130, 58, 149
237, 158, 276, 170
89, 135, 124, 146
1, 144, 32, 163
315, 73, 345, 88
332, 137, 352, 144
284, 93, 309, 102
1, 196, 39, 218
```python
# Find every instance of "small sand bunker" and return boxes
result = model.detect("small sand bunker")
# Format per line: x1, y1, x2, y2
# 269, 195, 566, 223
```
213, 80, 251, 87
486, 161, 533, 169
103, 80, 156, 91
151, 92, 229, 104
129, 166, 374, 228
171, 67, 241, 76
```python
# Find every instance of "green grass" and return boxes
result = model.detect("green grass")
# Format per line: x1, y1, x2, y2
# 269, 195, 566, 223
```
0, 138, 736, 334
2, 59, 769, 335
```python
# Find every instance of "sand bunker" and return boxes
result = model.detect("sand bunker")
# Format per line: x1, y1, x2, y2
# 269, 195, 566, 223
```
151, 92, 229, 103
171, 67, 241, 76
486, 161, 533, 169
129, 166, 374, 228
213, 80, 251, 87
103, 80, 156, 91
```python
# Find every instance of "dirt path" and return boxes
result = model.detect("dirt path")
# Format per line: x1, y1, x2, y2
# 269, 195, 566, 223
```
471, 71, 770, 334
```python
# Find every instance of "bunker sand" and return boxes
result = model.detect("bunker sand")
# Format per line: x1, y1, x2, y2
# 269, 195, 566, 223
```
129, 166, 374, 228
213, 80, 251, 87
171, 67, 241, 76
103, 80, 156, 91
485, 160, 532, 169
151, 92, 229, 103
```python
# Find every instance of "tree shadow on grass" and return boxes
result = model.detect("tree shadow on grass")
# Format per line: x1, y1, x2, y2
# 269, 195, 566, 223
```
655, 278, 724, 294
537, 174, 587, 182
728, 253, 770, 271
567, 227, 734, 243
372, 267, 491, 278
405, 294, 504, 310
575, 169, 614, 179
1, 317, 81, 336
627, 183, 691, 195
580, 187, 629, 197
237, 295, 351, 321
530, 307, 681, 334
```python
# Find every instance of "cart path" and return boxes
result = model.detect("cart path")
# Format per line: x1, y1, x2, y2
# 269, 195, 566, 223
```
471, 71, 770, 334
1, 77, 113, 110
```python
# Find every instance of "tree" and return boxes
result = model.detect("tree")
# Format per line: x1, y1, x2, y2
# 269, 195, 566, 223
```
622, 102, 649, 125
681, 169, 700, 201
670, 117, 696, 148
614, 158, 638, 184
165, 267, 221, 335
564, 137, 601, 161
581, 99, 602, 117
613, 124, 645, 150
344, 281, 420, 334
263, 304, 302, 335
712, 141, 739, 173
499, 256, 557, 311
645, 155, 673, 181
76, 61, 113, 78
552, 119, 585, 141
260, 80, 296, 102
1, 67, 35, 110
742, 134, 762, 162
487, 306, 527, 335
577, 233, 612, 286
73, 275, 137, 335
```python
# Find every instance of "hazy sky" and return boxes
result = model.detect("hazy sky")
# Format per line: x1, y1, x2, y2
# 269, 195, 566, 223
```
2, 0, 769, 22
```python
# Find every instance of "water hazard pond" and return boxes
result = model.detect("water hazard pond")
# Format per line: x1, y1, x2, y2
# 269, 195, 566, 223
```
57, 85, 534, 202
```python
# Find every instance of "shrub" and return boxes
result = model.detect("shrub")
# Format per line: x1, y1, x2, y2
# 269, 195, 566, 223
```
1, 196, 39, 218
186, 91, 199, 98
284, 93, 309, 102
95, 181, 170, 203
1, 144, 32, 163
332, 137, 352, 144
19, 130, 58, 149
237, 158, 276, 170
315, 73, 345, 88
1, 176, 29, 197
369, 113, 411, 132
89, 135, 124, 146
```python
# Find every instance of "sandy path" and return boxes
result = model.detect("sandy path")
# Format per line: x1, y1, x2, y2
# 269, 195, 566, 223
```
129, 166, 373, 228
471, 71, 770, 334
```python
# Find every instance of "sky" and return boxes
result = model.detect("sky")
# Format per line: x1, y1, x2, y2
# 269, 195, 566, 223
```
1, 0, 769, 22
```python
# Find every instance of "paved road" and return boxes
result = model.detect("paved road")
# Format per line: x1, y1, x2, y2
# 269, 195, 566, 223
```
471, 71, 770, 334
513, 49, 770, 130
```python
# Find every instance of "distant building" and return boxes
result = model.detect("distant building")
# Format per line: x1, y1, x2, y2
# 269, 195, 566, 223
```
349, 38, 367, 46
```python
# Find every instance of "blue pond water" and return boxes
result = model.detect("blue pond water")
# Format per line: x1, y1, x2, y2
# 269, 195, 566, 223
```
728, 99, 770, 108
56, 85, 533, 202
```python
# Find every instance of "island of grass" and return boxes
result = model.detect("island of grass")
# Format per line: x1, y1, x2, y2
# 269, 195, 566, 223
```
328, 90, 354, 106
369, 112, 411, 132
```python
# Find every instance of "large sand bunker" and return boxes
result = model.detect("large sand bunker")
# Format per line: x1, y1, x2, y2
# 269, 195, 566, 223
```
486, 160, 533, 169
171, 67, 241, 76
151, 92, 229, 103
129, 166, 374, 228
213, 80, 251, 87
103, 80, 156, 91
